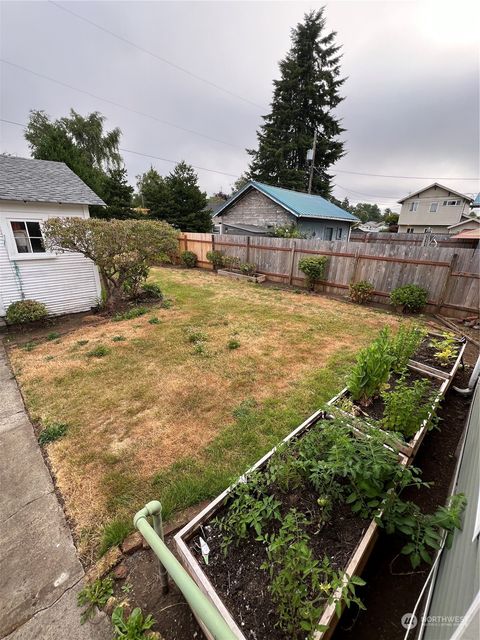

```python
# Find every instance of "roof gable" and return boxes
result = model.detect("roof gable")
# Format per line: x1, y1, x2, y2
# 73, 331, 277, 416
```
398, 182, 472, 204
0, 155, 106, 206
214, 180, 359, 222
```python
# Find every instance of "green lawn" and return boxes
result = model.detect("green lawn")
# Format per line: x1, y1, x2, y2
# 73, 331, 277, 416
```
10, 267, 402, 559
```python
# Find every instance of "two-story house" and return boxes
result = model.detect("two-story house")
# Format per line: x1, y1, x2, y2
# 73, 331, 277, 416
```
397, 183, 477, 235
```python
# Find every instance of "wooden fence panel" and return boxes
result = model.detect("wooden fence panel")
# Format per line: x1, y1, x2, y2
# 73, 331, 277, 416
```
178, 233, 479, 318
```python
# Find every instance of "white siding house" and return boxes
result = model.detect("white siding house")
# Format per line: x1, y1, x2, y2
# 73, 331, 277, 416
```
0, 156, 104, 319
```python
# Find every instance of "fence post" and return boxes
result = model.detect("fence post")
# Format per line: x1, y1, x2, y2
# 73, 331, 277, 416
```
288, 240, 296, 285
351, 247, 361, 283
246, 235, 250, 263
436, 253, 458, 313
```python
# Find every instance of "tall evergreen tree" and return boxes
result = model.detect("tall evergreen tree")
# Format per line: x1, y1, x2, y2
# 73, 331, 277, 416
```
248, 8, 345, 197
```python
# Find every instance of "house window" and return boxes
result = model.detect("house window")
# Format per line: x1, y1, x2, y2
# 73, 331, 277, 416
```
10, 221, 45, 253
336, 228, 343, 240
429, 202, 438, 213
443, 199, 461, 206
409, 202, 419, 212
324, 227, 334, 240
406, 227, 414, 233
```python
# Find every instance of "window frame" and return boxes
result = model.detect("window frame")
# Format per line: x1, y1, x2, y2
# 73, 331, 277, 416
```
5, 217, 55, 261
409, 202, 419, 212
429, 202, 438, 213
406, 227, 414, 233
443, 199, 461, 206
336, 227, 343, 240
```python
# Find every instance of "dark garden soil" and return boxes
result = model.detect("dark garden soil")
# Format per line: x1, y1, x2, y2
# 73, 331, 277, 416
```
332, 363, 474, 640
111, 545, 203, 639
187, 480, 370, 639
411, 336, 462, 373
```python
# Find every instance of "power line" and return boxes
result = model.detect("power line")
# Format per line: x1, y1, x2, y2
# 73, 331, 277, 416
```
0, 117, 240, 179
335, 183, 401, 200
0, 59, 243, 150
334, 167, 479, 181
48, 0, 266, 111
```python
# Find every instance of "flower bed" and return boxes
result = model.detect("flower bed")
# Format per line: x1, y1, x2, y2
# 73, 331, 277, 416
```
408, 331, 466, 383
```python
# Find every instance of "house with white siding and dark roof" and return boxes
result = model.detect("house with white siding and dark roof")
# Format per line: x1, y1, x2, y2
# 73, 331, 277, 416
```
0, 155, 104, 320
213, 180, 359, 239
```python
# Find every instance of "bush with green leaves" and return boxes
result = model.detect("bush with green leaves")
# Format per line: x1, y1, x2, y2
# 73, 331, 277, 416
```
347, 327, 394, 406
349, 280, 374, 304
298, 256, 328, 290
111, 606, 156, 639
38, 421, 68, 445
390, 284, 429, 313
389, 324, 427, 373
239, 262, 257, 276
138, 282, 163, 300
77, 577, 113, 624
180, 250, 198, 268
6, 299, 48, 325
381, 376, 437, 438
223, 255, 241, 271
206, 250, 225, 270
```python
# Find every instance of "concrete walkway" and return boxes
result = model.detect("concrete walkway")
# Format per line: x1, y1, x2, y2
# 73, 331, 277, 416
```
0, 345, 110, 639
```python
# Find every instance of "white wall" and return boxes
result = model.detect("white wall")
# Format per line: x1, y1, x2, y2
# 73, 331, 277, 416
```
0, 201, 101, 317
398, 185, 470, 231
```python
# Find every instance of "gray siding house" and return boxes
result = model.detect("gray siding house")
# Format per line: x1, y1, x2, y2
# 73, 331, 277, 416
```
214, 181, 359, 240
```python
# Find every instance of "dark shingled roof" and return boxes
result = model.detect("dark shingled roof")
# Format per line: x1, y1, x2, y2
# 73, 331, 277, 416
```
0, 155, 106, 206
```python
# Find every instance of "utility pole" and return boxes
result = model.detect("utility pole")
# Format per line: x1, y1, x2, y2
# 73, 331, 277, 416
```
307, 129, 317, 194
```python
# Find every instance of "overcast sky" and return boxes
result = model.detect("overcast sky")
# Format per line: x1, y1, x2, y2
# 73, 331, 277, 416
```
1, 0, 479, 210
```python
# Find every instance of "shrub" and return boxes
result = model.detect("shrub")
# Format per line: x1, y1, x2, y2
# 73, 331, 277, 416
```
390, 284, 428, 313
347, 327, 394, 406
6, 300, 48, 325
138, 282, 163, 300
389, 324, 426, 373
381, 377, 436, 438
239, 262, 257, 276
86, 345, 111, 358
77, 577, 113, 624
180, 250, 198, 268
223, 255, 241, 271
38, 422, 68, 445
206, 250, 225, 270
298, 256, 328, 291
349, 280, 374, 304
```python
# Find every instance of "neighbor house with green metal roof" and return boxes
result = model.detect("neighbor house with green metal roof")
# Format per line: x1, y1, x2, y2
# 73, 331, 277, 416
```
213, 180, 359, 240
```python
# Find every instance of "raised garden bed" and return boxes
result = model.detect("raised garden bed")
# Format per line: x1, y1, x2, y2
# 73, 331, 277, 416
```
408, 331, 466, 383
328, 366, 448, 459
217, 269, 266, 284
174, 410, 409, 640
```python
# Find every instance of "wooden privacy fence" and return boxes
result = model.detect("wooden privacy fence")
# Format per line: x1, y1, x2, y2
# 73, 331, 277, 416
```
178, 233, 479, 319
350, 231, 478, 249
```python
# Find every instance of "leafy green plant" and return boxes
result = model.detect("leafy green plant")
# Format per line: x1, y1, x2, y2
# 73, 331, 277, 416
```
298, 256, 328, 291
161, 299, 173, 309
347, 327, 394, 406
206, 250, 225, 270
111, 606, 156, 639
113, 307, 148, 321
112, 335, 126, 342
227, 338, 240, 350
381, 377, 436, 438
261, 510, 365, 638
6, 299, 48, 325
270, 224, 306, 239
430, 332, 459, 366
223, 255, 241, 271
38, 421, 68, 445
139, 282, 163, 300
349, 280, 374, 304
186, 328, 207, 343
77, 577, 113, 624
382, 493, 467, 568
192, 342, 211, 357
22, 341, 38, 352
46, 331, 60, 341
77, 339, 89, 346
389, 324, 427, 373
86, 345, 111, 358
180, 250, 198, 268
148, 317, 160, 325
239, 262, 257, 276
390, 284, 428, 313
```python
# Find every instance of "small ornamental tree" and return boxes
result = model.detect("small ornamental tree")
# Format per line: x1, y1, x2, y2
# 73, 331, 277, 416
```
42, 218, 178, 310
